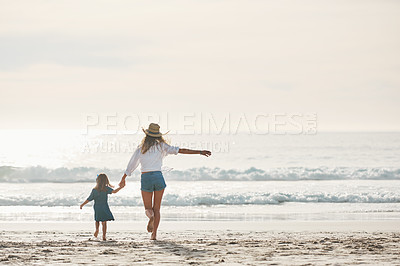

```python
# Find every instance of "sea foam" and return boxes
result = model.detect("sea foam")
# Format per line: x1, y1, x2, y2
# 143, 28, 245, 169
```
1, 190, 399, 207
1, 165, 399, 183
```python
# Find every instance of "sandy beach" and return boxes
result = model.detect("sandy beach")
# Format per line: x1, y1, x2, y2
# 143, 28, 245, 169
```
1, 221, 399, 265
2, 0, 400, 263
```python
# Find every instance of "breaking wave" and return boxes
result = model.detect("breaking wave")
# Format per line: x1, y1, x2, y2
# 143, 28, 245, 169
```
0, 165, 399, 183
1, 191, 399, 207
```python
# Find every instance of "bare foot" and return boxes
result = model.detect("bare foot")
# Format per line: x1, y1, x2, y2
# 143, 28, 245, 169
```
103, 237, 106, 241
150, 232, 157, 240
145, 209, 154, 219
145, 209, 154, 232
147, 216, 154, 233
94, 230, 99, 238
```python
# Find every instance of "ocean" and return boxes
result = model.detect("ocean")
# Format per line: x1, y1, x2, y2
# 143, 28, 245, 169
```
1, 131, 399, 223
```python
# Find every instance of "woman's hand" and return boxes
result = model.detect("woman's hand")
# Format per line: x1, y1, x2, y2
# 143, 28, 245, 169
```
200, 150, 212, 157
119, 174, 127, 187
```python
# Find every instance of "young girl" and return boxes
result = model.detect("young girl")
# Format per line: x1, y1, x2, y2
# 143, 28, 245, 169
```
80, 174, 124, 241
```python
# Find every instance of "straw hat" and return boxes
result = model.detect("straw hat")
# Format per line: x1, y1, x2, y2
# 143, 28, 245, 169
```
142, 123, 168, 137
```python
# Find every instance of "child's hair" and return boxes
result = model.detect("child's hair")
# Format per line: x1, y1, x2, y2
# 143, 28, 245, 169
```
94, 174, 114, 192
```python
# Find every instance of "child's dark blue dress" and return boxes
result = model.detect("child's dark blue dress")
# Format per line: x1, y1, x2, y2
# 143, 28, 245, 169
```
87, 187, 115, 222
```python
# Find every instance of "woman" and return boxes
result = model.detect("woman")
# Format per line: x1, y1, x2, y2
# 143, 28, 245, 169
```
119, 123, 211, 240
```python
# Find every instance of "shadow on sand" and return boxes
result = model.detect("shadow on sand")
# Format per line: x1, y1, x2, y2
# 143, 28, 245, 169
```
153, 240, 209, 258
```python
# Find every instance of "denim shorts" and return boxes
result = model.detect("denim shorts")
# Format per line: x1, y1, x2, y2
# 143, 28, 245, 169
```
141, 171, 167, 192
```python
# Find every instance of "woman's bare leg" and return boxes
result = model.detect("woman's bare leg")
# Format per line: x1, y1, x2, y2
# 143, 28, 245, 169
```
94, 221, 100, 238
141, 191, 154, 232
151, 189, 165, 240
101, 221, 107, 240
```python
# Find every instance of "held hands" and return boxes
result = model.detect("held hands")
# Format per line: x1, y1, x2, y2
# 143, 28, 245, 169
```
200, 150, 212, 157
118, 174, 127, 188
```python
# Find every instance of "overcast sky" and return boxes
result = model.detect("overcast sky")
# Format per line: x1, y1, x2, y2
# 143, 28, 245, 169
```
1, 0, 399, 131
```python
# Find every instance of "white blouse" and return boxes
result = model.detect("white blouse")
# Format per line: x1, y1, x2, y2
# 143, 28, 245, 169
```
124, 142, 180, 176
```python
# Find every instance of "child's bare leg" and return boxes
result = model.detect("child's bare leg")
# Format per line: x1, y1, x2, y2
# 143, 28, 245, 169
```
101, 221, 107, 240
94, 221, 100, 238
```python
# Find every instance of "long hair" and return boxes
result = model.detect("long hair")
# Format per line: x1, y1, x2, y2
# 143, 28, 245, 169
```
94, 174, 113, 192
141, 135, 167, 154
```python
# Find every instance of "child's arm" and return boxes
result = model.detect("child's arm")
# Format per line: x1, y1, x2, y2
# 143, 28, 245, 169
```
81, 189, 96, 209
112, 184, 125, 194
80, 200, 89, 209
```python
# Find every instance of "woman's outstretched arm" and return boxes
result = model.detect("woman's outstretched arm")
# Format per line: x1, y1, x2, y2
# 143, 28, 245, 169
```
178, 149, 212, 157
